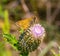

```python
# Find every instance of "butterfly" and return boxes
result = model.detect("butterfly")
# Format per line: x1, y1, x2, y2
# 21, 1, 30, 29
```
16, 16, 37, 30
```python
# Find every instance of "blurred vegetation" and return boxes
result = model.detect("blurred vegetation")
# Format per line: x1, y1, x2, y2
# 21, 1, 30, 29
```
0, 0, 60, 56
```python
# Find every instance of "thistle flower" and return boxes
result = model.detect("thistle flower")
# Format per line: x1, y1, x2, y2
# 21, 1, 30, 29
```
30, 24, 45, 39
16, 24, 45, 56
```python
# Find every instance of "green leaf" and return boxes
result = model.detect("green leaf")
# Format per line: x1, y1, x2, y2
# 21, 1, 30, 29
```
0, 42, 7, 56
2, 10, 10, 34
3, 34, 18, 44
3, 34, 18, 50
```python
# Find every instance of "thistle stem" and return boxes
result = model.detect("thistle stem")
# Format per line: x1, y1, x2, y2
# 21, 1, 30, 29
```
20, 52, 28, 56
20, 54, 28, 56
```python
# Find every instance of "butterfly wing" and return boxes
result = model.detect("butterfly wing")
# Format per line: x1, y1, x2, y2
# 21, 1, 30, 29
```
16, 18, 33, 30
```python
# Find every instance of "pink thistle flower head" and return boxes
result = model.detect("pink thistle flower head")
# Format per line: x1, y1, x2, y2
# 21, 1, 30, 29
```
29, 24, 45, 39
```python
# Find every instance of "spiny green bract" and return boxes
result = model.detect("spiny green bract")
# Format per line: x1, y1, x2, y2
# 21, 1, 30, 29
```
15, 29, 41, 55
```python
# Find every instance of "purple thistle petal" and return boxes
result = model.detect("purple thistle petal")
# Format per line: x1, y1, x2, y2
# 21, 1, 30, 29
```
30, 24, 45, 38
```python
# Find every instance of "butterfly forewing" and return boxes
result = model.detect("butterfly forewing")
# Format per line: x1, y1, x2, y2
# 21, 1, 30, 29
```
16, 17, 37, 30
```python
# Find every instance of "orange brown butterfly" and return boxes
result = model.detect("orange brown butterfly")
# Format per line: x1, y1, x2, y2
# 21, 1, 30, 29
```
16, 16, 37, 30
